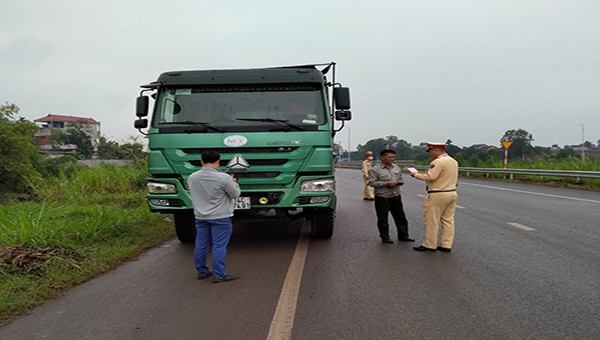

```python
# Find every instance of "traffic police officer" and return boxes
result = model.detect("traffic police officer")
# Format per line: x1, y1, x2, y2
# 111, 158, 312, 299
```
410, 142, 459, 252
362, 151, 375, 200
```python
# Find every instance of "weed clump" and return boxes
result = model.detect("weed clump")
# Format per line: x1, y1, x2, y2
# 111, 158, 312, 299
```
0, 245, 83, 275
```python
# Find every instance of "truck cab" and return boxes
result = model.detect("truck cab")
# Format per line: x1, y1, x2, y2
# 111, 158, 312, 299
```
135, 63, 351, 242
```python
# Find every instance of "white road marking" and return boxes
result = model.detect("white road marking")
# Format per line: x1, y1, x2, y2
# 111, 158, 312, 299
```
462, 182, 600, 204
266, 221, 310, 340
507, 222, 536, 231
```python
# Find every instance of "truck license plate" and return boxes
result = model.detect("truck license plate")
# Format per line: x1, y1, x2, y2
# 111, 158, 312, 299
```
234, 197, 251, 210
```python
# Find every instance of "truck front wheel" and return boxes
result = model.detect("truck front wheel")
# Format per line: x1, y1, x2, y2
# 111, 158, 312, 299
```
174, 211, 196, 243
308, 209, 335, 239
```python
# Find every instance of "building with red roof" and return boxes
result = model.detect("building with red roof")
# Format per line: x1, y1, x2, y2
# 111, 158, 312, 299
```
33, 114, 101, 158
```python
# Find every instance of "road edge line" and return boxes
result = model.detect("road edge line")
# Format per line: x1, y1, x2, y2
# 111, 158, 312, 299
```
266, 220, 310, 340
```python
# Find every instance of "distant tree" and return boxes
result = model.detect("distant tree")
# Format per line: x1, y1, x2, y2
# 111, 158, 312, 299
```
453, 153, 465, 166
501, 129, 534, 161
0, 102, 42, 193
467, 154, 482, 167
0, 101, 20, 120
357, 138, 387, 156
556, 146, 576, 159
118, 141, 145, 161
96, 136, 121, 159
96, 136, 146, 160
445, 139, 460, 157
357, 136, 413, 160
51, 124, 94, 159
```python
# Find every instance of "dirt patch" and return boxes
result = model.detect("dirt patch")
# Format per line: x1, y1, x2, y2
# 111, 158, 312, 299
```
0, 245, 83, 274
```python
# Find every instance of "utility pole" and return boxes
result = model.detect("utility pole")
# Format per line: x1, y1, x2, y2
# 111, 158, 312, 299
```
347, 124, 351, 161
580, 123, 585, 162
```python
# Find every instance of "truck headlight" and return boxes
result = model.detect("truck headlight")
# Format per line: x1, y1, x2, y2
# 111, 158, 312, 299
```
301, 179, 334, 192
147, 182, 177, 194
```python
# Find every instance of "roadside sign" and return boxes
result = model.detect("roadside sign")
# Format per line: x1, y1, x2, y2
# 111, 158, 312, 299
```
501, 141, 512, 178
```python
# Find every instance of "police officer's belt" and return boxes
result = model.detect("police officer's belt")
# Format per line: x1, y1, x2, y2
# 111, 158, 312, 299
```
427, 189, 456, 193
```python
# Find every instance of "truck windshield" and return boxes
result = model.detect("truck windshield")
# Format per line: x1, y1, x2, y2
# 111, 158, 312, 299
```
152, 84, 326, 128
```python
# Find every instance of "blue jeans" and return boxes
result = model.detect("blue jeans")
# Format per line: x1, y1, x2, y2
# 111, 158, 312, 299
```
194, 217, 233, 278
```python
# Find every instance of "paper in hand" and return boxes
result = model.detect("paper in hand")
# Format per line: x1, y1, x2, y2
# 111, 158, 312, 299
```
406, 167, 418, 174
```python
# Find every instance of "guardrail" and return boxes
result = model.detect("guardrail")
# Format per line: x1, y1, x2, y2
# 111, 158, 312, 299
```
458, 167, 600, 181
335, 161, 600, 181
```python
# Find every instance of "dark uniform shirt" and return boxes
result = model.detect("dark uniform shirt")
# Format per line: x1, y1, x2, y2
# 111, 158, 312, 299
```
368, 163, 404, 198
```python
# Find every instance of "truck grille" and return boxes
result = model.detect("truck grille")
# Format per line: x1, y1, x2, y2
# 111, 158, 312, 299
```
189, 159, 287, 166
182, 147, 298, 154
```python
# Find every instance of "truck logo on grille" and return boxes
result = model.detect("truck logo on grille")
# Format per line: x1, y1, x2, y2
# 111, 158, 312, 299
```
227, 154, 250, 173
223, 135, 248, 147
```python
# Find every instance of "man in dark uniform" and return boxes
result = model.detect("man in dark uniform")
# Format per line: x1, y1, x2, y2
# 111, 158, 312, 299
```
368, 149, 415, 244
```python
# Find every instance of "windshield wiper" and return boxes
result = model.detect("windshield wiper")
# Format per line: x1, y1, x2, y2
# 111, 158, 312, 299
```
159, 121, 225, 132
235, 118, 305, 131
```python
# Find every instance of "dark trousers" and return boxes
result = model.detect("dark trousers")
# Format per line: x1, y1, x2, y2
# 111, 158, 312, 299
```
374, 195, 409, 239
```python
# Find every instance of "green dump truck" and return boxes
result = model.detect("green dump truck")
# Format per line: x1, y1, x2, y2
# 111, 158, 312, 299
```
134, 62, 351, 242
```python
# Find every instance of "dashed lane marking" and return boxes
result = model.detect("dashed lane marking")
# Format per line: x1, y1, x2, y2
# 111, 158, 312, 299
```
507, 222, 536, 231
266, 221, 310, 340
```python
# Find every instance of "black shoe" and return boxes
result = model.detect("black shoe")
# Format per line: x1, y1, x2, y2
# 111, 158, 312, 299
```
197, 271, 213, 280
381, 238, 394, 244
213, 274, 239, 283
436, 246, 452, 252
413, 245, 436, 252
398, 237, 415, 242
363, 198, 374, 201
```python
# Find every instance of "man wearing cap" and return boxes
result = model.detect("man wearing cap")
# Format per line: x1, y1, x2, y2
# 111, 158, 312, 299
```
362, 151, 375, 200
410, 142, 459, 252
368, 149, 414, 244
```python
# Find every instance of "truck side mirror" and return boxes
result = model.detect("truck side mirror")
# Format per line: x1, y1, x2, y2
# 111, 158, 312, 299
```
333, 87, 351, 110
335, 110, 352, 121
136, 96, 149, 117
134, 119, 148, 129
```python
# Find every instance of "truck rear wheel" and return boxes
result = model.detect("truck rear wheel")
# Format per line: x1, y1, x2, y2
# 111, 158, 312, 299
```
308, 209, 334, 239
174, 211, 196, 243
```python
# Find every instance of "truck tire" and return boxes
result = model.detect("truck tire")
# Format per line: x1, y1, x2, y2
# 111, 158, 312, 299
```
309, 209, 335, 239
174, 211, 196, 243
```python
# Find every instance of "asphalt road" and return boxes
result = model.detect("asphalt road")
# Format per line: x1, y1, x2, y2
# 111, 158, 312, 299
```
1, 168, 599, 339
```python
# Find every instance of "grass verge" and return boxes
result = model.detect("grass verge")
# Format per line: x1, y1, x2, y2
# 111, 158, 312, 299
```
0, 201, 173, 323
0, 163, 174, 324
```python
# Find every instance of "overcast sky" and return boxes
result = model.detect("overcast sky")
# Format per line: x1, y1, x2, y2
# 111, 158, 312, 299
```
2, 0, 599, 150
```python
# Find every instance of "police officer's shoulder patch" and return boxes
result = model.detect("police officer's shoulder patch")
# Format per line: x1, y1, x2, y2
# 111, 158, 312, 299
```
429, 164, 435, 168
